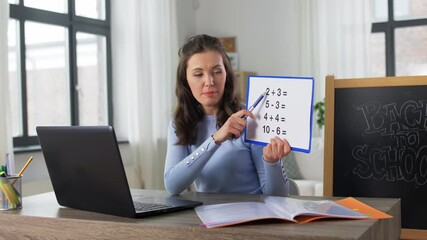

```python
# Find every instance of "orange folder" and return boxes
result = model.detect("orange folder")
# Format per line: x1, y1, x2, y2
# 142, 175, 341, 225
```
335, 197, 393, 219
295, 197, 392, 224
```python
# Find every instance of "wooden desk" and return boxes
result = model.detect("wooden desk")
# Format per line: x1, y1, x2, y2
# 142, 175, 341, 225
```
0, 190, 400, 240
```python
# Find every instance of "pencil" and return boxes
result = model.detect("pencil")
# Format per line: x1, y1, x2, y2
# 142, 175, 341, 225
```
18, 156, 33, 176
0, 182, 12, 206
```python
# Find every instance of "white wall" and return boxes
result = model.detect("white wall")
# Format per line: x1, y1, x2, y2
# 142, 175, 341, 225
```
186, 0, 302, 77
175, 0, 197, 47
176, 0, 325, 108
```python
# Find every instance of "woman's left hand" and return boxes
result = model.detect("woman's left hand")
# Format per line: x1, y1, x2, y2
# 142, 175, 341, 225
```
263, 137, 291, 163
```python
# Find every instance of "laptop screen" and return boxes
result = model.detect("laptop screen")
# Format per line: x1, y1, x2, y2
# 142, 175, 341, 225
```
37, 126, 202, 218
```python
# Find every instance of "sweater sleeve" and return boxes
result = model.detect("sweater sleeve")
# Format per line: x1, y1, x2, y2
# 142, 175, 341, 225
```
251, 144, 289, 196
262, 160, 290, 196
164, 121, 220, 195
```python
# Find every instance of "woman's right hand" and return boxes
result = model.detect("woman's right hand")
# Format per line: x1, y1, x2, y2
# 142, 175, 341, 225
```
212, 109, 255, 144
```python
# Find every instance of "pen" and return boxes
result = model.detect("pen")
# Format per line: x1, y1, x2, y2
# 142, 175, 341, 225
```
248, 90, 267, 112
6, 153, 15, 175
18, 156, 33, 176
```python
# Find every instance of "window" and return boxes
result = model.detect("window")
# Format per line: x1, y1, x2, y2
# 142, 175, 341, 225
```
8, 0, 112, 148
25, 22, 70, 136
371, 0, 427, 76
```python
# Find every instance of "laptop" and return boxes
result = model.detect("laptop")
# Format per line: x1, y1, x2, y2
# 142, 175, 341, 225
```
36, 126, 202, 218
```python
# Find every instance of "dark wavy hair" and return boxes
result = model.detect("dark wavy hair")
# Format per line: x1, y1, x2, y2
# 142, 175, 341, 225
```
173, 34, 241, 145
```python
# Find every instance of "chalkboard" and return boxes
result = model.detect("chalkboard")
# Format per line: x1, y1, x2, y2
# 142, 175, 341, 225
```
323, 75, 427, 236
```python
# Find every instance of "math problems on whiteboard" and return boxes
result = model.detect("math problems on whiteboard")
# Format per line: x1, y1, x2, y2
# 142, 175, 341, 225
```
262, 88, 287, 136
244, 76, 314, 153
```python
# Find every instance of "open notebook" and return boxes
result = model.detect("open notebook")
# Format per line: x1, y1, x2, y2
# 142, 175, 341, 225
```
195, 196, 392, 228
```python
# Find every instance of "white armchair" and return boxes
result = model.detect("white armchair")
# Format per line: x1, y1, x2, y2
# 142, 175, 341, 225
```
284, 136, 324, 196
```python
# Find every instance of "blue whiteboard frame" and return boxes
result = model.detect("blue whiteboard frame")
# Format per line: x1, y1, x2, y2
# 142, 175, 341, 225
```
244, 75, 314, 153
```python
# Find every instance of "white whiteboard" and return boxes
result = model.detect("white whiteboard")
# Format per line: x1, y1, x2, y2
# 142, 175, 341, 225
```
244, 76, 314, 153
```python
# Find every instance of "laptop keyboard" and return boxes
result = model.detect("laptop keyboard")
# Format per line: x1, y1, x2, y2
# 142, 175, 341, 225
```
133, 201, 173, 212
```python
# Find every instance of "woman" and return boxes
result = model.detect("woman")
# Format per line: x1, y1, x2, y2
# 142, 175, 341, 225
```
164, 34, 291, 196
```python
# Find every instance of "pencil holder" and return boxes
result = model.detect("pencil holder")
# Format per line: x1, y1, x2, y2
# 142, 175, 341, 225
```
0, 175, 22, 210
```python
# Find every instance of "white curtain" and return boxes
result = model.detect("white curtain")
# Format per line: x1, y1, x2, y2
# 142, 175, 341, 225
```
296, 0, 371, 136
291, 0, 371, 188
297, 0, 371, 101
111, 0, 178, 189
0, 0, 13, 160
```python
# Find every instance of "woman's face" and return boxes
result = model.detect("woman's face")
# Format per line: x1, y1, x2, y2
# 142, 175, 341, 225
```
186, 50, 226, 115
